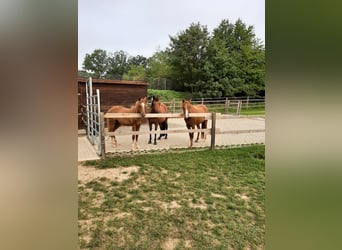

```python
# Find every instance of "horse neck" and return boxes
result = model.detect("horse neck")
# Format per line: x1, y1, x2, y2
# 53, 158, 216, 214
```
129, 105, 138, 113
186, 103, 194, 112
151, 103, 160, 113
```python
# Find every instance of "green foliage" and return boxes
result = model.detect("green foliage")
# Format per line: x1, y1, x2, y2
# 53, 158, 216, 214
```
123, 65, 146, 80
82, 49, 108, 78
106, 50, 129, 79
201, 19, 265, 97
127, 55, 148, 68
82, 50, 149, 80
168, 23, 210, 93
166, 19, 265, 98
78, 70, 90, 78
146, 50, 170, 80
147, 89, 191, 101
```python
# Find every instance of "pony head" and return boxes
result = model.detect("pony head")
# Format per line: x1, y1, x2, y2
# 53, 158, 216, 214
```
136, 97, 147, 117
151, 96, 161, 113
182, 99, 191, 118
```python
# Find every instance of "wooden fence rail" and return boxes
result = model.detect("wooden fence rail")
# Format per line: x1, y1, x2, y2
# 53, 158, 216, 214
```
149, 98, 265, 114
100, 112, 265, 157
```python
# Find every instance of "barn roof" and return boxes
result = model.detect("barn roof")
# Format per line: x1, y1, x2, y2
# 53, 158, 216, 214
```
77, 78, 148, 86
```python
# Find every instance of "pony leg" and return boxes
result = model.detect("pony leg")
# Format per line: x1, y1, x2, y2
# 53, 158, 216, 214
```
153, 124, 157, 145
187, 124, 194, 148
134, 124, 141, 149
131, 126, 137, 150
110, 136, 117, 147
164, 121, 168, 139
195, 124, 200, 143
131, 135, 138, 150
110, 120, 120, 148
157, 122, 164, 140
148, 122, 152, 144
131, 134, 136, 150
158, 121, 168, 140
202, 120, 208, 141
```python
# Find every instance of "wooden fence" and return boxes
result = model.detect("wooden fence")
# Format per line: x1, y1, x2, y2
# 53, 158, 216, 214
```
100, 112, 265, 158
147, 97, 265, 115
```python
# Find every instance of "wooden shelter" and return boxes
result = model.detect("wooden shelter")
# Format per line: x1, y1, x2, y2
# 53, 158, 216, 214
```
78, 78, 148, 129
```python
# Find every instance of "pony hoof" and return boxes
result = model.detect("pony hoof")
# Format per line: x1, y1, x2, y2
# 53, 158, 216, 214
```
153, 142, 157, 145
148, 141, 152, 144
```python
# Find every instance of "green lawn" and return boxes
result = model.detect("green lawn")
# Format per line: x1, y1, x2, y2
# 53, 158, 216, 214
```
79, 145, 265, 249
240, 107, 265, 115
205, 105, 265, 116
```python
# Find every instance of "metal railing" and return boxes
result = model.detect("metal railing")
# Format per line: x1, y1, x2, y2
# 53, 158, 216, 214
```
82, 77, 104, 156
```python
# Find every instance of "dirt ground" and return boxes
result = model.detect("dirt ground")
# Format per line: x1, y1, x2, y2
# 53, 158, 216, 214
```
104, 115, 265, 153
78, 165, 139, 184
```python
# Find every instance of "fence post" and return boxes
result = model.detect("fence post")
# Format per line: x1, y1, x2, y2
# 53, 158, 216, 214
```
100, 112, 106, 158
201, 98, 204, 105
236, 100, 242, 115
224, 97, 228, 113
210, 112, 216, 150
246, 96, 249, 110
172, 98, 176, 113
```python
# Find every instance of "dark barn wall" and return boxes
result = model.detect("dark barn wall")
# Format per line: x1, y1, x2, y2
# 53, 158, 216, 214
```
78, 78, 148, 129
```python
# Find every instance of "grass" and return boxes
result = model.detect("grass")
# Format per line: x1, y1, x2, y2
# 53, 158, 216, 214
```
240, 107, 265, 116
205, 105, 265, 116
79, 145, 265, 249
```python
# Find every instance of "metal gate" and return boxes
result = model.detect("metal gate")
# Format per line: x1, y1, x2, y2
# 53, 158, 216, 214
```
82, 77, 103, 156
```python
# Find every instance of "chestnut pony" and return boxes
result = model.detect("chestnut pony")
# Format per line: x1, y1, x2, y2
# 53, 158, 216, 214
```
106, 97, 147, 150
148, 96, 168, 145
182, 99, 208, 147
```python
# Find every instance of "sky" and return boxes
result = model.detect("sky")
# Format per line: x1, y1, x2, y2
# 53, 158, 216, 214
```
78, 0, 265, 69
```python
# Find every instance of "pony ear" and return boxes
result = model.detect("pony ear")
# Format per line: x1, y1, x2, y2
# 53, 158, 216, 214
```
189, 98, 192, 102
182, 99, 185, 103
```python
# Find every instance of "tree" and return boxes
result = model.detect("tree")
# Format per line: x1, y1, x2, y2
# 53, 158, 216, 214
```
146, 50, 170, 79
145, 50, 174, 90
82, 49, 109, 79
106, 50, 129, 79
168, 23, 210, 93
78, 70, 90, 78
127, 55, 148, 68
203, 19, 265, 97
123, 65, 146, 80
